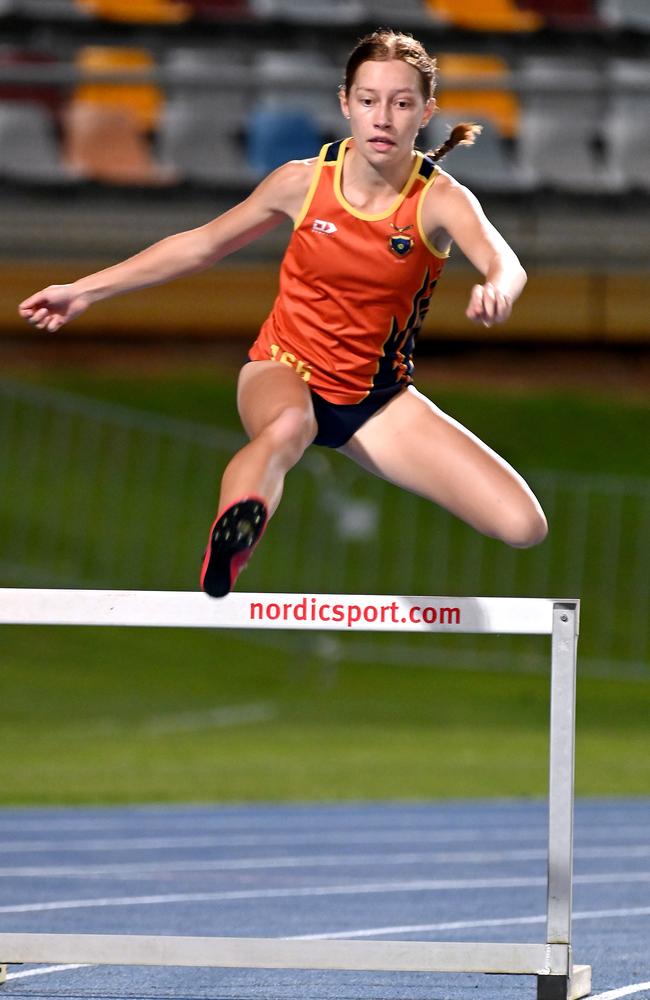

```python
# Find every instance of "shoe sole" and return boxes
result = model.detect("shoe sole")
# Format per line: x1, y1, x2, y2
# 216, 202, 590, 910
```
201, 499, 267, 598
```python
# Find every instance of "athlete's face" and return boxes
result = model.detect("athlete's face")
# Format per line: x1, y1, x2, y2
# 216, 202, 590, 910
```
340, 59, 435, 162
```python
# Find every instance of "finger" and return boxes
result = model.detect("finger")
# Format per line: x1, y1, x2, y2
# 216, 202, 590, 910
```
465, 284, 484, 319
46, 316, 60, 333
19, 295, 43, 313
494, 290, 512, 323
482, 283, 497, 322
30, 307, 50, 326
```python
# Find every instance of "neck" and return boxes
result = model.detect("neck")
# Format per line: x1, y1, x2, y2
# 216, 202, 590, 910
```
345, 138, 415, 194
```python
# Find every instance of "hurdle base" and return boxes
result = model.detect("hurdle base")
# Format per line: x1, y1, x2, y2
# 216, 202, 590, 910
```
537, 964, 592, 1000
0, 965, 6, 984
0, 933, 572, 974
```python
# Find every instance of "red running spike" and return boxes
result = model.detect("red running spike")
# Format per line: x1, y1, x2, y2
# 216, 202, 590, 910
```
200, 497, 268, 598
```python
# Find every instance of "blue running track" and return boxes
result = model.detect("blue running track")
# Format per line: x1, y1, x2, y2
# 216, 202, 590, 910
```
0, 799, 649, 1000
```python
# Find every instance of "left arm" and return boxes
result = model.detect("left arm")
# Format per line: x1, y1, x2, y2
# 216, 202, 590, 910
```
422, 173, 527, 327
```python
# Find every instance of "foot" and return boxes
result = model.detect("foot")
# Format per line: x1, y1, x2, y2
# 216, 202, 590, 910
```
200, 497, 267, 598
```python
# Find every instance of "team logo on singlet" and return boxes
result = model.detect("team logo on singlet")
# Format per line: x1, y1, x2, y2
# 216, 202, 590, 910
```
388, 223, 414, 257
312, 219, 337, 235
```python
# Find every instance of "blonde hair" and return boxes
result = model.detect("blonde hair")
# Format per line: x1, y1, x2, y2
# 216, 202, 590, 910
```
344, 29, 481, 162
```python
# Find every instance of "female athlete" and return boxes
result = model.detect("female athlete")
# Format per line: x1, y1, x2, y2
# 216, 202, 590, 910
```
19, 29, 548, 598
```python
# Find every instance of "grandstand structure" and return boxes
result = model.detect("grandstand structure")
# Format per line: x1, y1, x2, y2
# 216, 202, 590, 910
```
0, 0, 649, 341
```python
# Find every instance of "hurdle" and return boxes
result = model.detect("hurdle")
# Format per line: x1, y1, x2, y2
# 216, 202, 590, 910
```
0, 589, 591, 1000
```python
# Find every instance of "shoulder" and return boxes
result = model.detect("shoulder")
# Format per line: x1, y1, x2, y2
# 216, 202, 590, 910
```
251, 156, 320, 222
421, 167, 478, 218
419, 166, 486, 246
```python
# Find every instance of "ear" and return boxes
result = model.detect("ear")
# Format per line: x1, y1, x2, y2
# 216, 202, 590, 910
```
421, 97, 437, 128
338, 85, 351, 120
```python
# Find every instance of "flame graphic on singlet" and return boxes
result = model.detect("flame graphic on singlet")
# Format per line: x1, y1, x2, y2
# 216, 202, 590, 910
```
371, 267, 438, 391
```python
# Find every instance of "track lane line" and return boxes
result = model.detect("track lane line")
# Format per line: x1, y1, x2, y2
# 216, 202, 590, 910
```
2, 871, 650, 914
6, 964, 88, 981
590, 983, 650, 1000
289, 904, 650, 939
2, 844, 650, 879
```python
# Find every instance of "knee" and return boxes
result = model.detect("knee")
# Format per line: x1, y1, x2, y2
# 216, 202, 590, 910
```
502, 505, 548, 549
260, 406, 315, 460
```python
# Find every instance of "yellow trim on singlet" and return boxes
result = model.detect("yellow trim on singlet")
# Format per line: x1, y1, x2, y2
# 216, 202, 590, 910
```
416, 165, 452, 260
333, 136, 423, 222
293, 144, 330, 231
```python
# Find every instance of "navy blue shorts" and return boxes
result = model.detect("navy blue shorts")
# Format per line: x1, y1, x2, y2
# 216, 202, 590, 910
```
243, 357, 406, 450
310, 383, 406, 449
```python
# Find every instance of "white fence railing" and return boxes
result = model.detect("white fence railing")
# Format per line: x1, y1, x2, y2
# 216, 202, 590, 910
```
1, 378, 648, 677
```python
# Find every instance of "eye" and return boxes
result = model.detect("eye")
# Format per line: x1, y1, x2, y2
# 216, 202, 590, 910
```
360, 97, 373, 106
396, 100, 412, 109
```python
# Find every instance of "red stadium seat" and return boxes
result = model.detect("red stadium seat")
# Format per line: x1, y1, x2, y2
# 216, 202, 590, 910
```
188, 0, 252, 18
0, 49, 66, 115
517, 0, 600, 28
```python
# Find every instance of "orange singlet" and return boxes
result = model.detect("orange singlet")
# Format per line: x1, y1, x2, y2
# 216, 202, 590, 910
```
248, 137, 449, 406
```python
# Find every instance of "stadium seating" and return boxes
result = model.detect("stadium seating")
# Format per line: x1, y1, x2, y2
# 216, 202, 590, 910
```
75, 0, 190, 22
74, 46, 163, 132
11, 0, 81, 16
518, 0, 599, 28
597, 0, 650, 29
436, 54, 519, 139
246, 106, 322, 175
0, 101, 78, 183
188, 0, 252, 16
249, 0, 363, 23
426, 0, 542, 31
253, 49, 341, 135
158, 101, 252, 184
1, 0, 650, 199
0, 48, 65, 115
424, 115, 528, 191
605, 58, 650, 190
363, 0, 434, 25
164, 47, 251, 118
62, 101, 178, 184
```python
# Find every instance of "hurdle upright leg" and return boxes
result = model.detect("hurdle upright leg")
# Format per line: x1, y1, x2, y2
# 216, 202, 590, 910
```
537, 603, 591, 1000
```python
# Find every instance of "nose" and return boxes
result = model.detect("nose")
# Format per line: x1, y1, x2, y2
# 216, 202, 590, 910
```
374, 104, 393, 129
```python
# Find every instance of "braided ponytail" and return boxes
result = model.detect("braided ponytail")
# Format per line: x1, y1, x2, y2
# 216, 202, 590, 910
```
428, 122, 482, 162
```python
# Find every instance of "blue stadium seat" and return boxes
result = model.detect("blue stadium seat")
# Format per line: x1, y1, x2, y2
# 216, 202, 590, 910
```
246, 106, 322, 176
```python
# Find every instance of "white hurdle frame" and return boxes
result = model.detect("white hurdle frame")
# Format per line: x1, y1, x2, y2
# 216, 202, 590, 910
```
0, 590, 591, 1000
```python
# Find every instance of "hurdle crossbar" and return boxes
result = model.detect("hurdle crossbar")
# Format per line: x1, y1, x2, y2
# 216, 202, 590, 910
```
0, 591, 590, 1000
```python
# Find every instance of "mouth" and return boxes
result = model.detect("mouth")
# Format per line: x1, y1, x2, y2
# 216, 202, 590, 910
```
368, 137, 396, 150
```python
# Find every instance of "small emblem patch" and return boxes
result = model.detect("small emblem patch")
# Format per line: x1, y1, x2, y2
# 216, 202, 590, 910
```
389, 234, 414, 257
312, 219, 337, 234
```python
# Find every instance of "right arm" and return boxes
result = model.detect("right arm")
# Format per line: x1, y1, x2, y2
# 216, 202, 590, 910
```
19, 160, 314, 332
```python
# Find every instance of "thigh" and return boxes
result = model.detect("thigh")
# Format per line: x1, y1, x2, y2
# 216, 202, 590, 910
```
237, 360, 317, 444
340, 385, 546, 545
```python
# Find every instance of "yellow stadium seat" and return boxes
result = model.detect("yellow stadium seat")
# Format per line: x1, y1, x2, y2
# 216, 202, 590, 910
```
75, 0, 190, 24
436, 54, 519, 138
74, 47, 163, 132
427, 0, 542, 31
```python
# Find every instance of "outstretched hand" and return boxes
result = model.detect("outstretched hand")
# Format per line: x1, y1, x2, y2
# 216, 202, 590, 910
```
465, 282, 512, 327
18, 284, 91, 333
